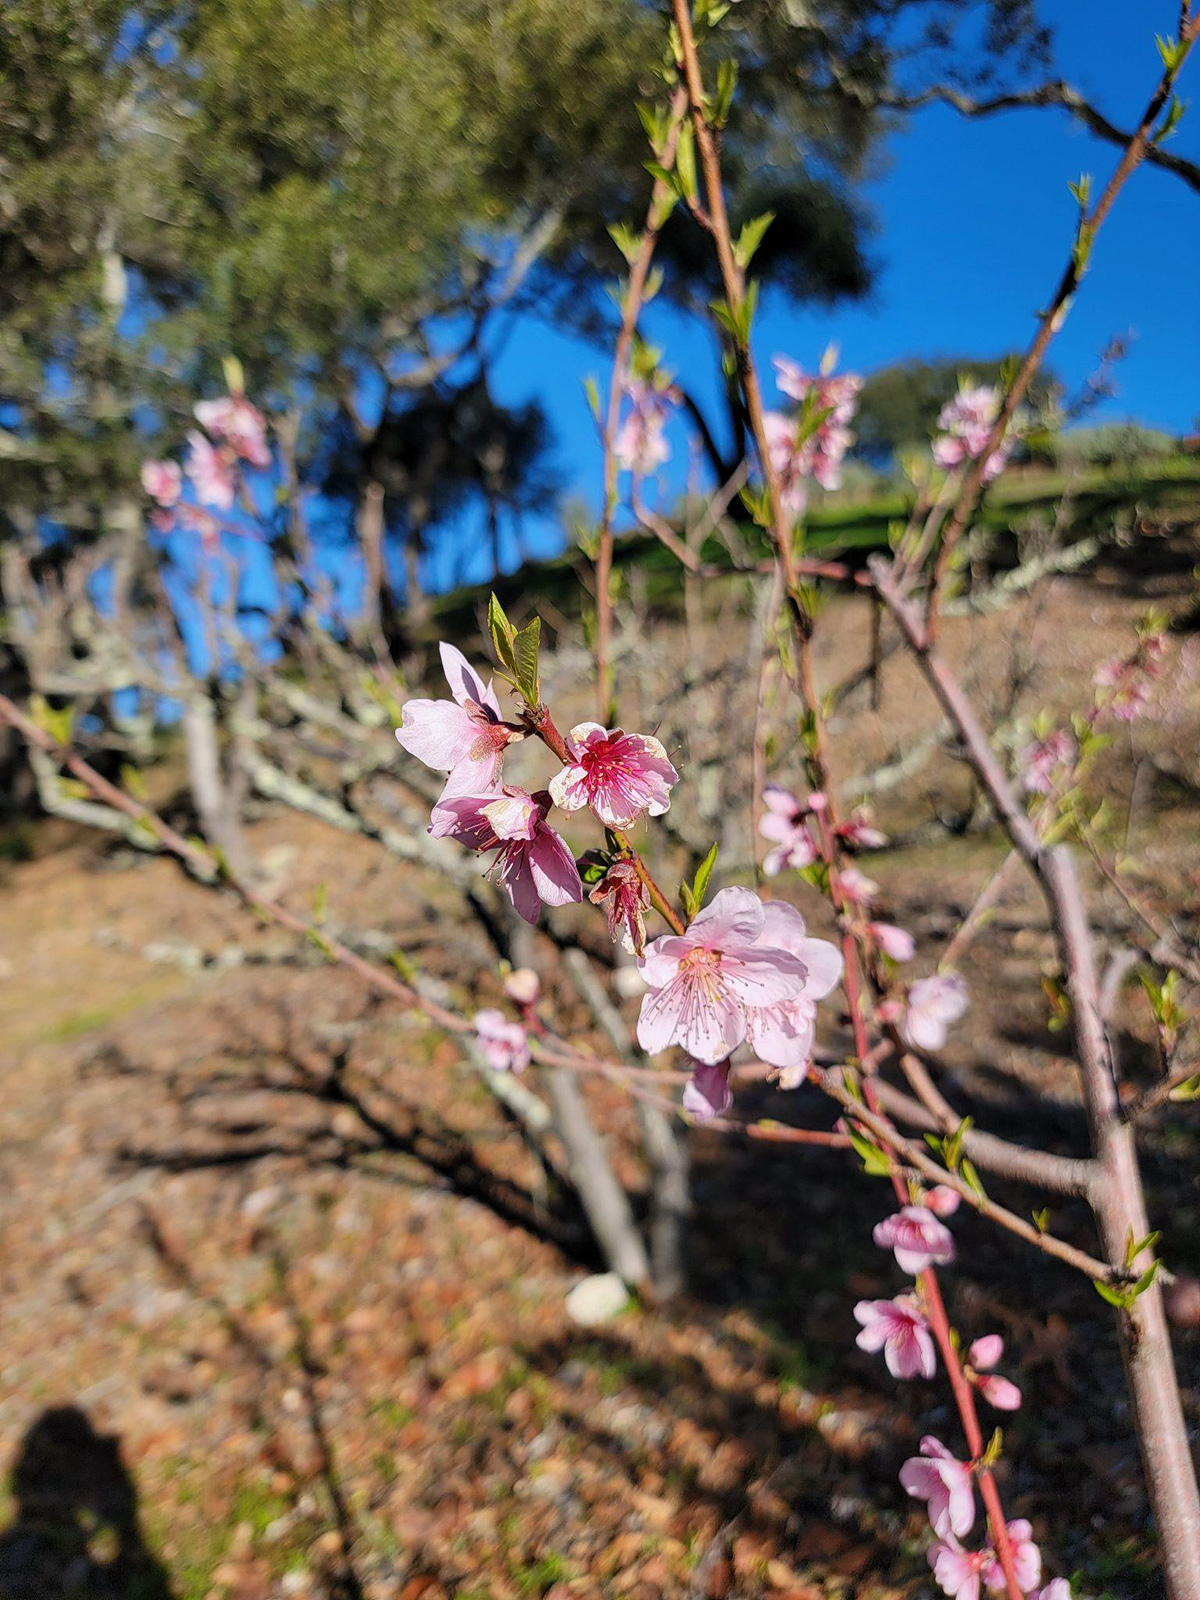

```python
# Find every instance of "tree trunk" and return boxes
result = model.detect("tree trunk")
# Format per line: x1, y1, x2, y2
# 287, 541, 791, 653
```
544, 1067, 651, 1292
182, 695, 253, 881
562, 946, 690, 1300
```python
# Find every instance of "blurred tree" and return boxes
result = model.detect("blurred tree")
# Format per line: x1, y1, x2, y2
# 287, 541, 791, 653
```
852, 355, 1061, 465
0, 0, 1056, 609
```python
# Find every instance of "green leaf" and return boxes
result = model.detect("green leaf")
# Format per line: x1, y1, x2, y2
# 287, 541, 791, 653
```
960, 1157, 987, 1200
691, 842, 719, 907
312, 882, 329, 923
1094, 1278, 1131, 1309
675, 120, 697, 203
1155, 33, 1185, 74
1131, 1259, 1160, 1298
222, 353, 246, 396
1067, 173, 1092, 209
636, 102, 666, 152
733, 211, 774, 271
1156, 93, 1189, 143
1126, 1229, 1161, 1268
30, 694, 73, 747
488, 592, 517, 675
709, 58, 738, 127
1032, 1207, 1050, 1233
119, 763, 148, 801
513, 616, 541, 707
389, 947, 418, 982
679, 880, 697, 921
607, 221, 639, 264
848, 1128, 892, 1177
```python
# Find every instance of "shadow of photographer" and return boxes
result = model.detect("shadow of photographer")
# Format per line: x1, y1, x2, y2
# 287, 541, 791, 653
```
0, 1406, 173, 1599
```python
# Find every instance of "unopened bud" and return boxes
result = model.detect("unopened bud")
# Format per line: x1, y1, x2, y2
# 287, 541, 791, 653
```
503, 968, 540, 1007
1165, 1274, 1200, 1328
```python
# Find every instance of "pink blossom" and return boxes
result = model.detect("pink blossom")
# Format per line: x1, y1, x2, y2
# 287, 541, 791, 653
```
928, 1539, 986, 1600
503, 968, 540, 1007
682, 1060, 733, 1121
430, 787, 583, 924
900, 1435, 976, 1540
549, 722, 678, 828
194, 395, 271, 469
763, 410, 810, 520
933, 383, 1011, 484
613, 379, 676, 476
474, 1008, 531, 1073
968, 1334, 1004, 1369
636, 887, 826, 1065
759, 786, 818, 876
982, 1520, 1041, 1592
903, 973, 969, 1051
874, 1205, 955, 1273
853, 1294, 936, 1379
968, 1332, 1023, 1412
1018, 728, 1077, 795
743, 900, 843, 1075
396, 642, 520, 794
185, 431, 236, 511
926, 1184, 962, 1217
837, 808, 888, 850
1030, 1584, 1073, 1600
1092, 640, 1164, 723
141, 459, 182, 508
869, 922, 915, 962
588, 858, 651, 957
771, 356, 861, 490
977, 1373, 1023, 1411
838, 865, 879, 906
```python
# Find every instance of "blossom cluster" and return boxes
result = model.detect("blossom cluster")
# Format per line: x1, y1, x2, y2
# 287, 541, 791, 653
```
851, 1193, 1078, 1598
612, 377, 679, 477
396, 643, 679, 925
758, 786, 970, 1051
933, 382, 1012, 485
763, 353, 862, 519
395, 642, 848, 1122
1017, 727, 1078, 796
1092, 625, 1167, 724
142, 388, 272, 518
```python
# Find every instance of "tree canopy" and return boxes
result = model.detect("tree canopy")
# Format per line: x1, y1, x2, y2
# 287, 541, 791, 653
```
0, 0, 1056, 570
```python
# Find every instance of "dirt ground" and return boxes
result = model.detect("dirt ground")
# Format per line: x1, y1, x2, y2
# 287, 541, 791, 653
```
0, 556, 1198, 1600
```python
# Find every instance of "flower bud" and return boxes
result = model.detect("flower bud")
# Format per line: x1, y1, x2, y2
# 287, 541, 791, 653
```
1165, 1273, 1200, 1328
925, 1184, 962, 1218
968, 1334, 1003, 1370
503, 967, 541, 1007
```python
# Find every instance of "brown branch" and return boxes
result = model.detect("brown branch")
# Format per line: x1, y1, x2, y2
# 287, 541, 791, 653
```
1127, 1059, 1200, 1122
595, 87, 689, 716
817, 1071, 1111, 1281
669, 6, 1027, 1587
871, 556, 1200, 1595
874, 1068, 1095, 1197
827, 77, 1200, 197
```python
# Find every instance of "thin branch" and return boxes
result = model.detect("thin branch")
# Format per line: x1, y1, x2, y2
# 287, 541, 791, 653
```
824, 75, 1200, 197
927, 17, 1200, 618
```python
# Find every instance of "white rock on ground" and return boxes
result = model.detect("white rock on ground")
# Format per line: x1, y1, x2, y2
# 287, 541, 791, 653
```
564, 1272, 630, 1327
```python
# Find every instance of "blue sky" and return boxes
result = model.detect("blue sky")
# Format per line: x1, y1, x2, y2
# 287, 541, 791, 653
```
460, 0, 1199, 583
